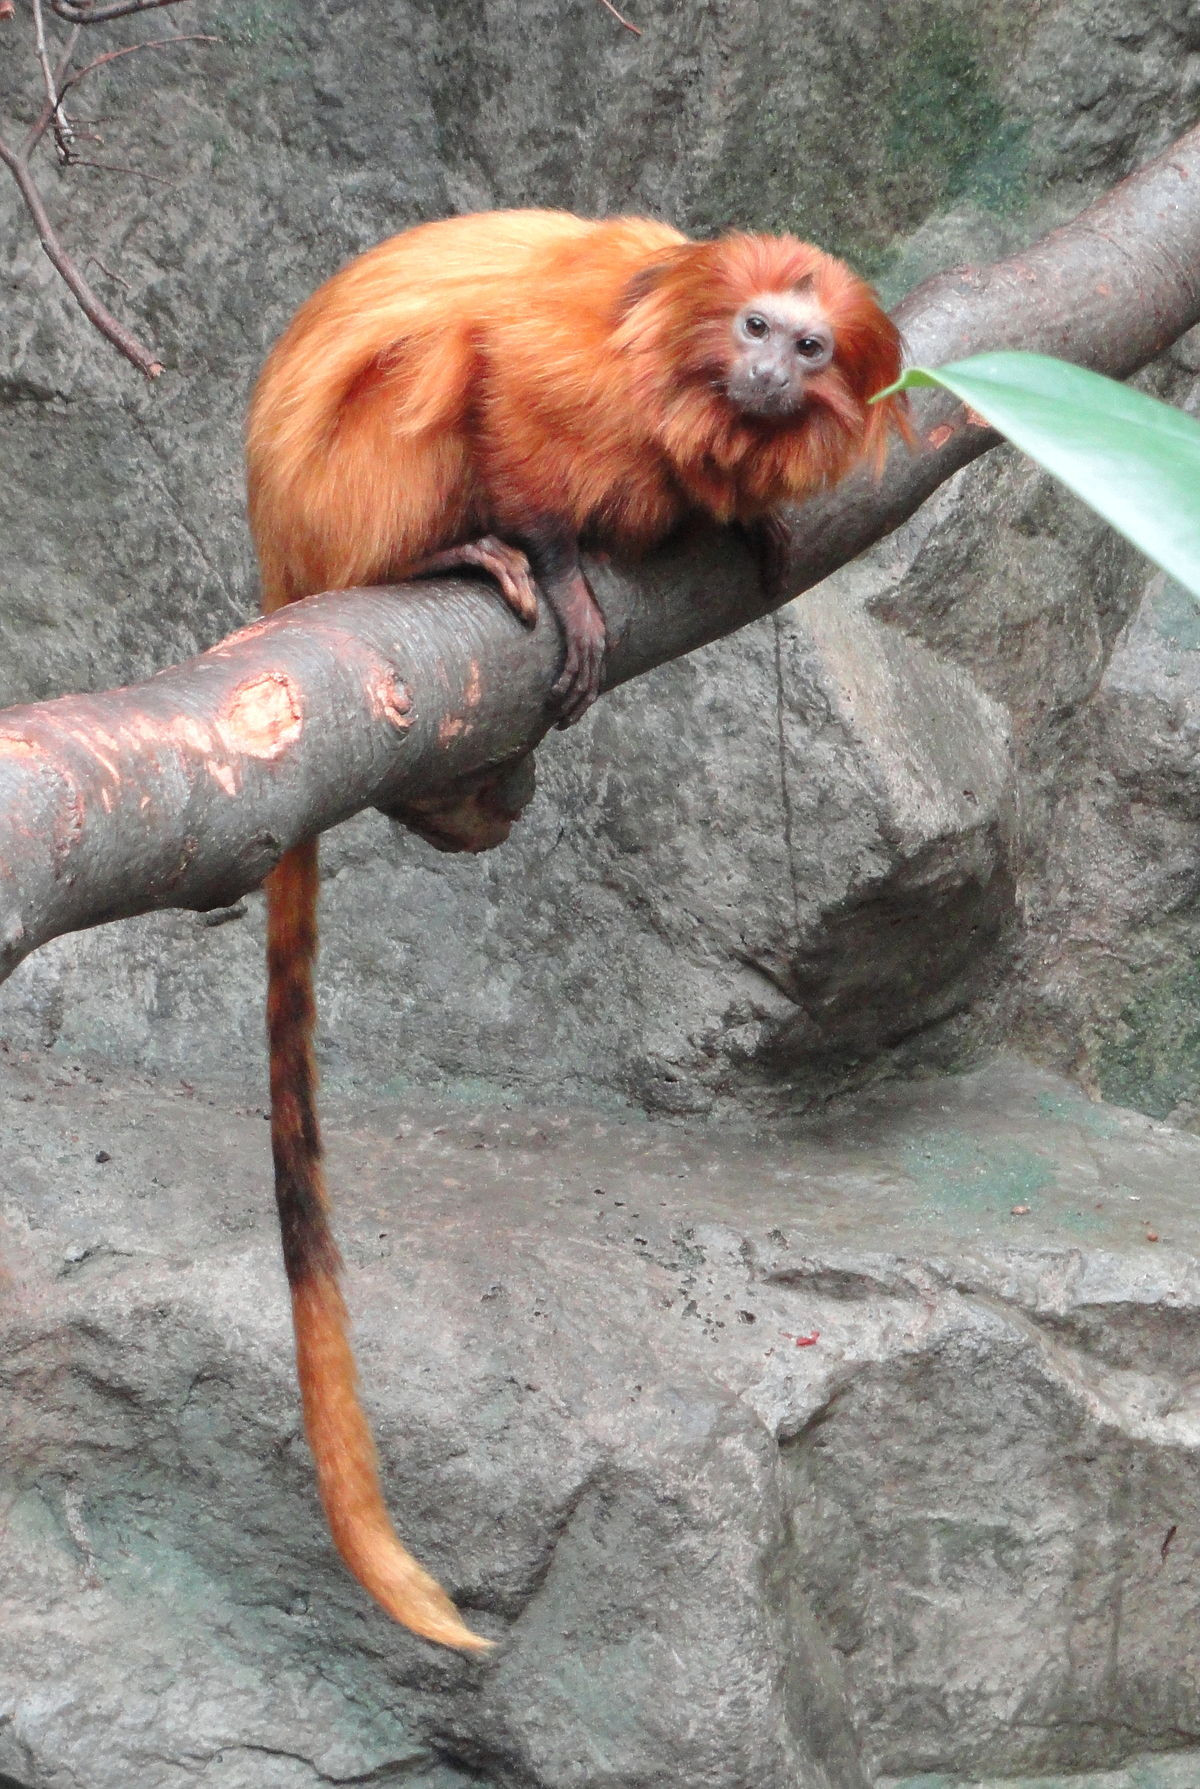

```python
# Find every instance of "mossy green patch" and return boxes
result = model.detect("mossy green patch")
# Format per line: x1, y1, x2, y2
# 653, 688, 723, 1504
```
1096, 957, 1200, 1121
885, 17, 1029, 218
1034, 1088, 1122, 1139
222, 0, 295, 46
900, 1128, 1056, 1217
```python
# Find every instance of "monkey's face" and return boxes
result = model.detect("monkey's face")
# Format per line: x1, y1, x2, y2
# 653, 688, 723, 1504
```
724, 291, 834, 420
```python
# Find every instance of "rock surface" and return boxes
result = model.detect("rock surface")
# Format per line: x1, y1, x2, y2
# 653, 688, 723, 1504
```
4, 1049, 1200, 1788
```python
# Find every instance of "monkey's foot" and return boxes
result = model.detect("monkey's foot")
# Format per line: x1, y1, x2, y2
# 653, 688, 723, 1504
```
408, 536, 539, 626
746, 511, 795, 599
382, 755, 537, 854
546, 571, 608, 729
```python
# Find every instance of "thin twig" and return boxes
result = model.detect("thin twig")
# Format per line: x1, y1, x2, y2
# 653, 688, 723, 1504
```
86, 253, 130, 290
2, 4, 215, 373
31, 0, 75, 158
0, 134, 163, 377
49, 0, 190, 21
23, 24, 81, 156
55, 34, 219, 101
68, 156, 176, 185
597, 0, 642, 35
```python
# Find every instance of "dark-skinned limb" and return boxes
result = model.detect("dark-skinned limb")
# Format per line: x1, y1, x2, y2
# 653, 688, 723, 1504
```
407, 534, 540, 626
380, 755, 537, 855
515, 516, 608, 728
740, 511, 795, 601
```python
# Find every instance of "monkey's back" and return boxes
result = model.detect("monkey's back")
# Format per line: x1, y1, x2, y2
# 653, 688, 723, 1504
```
246, 211, 689, 606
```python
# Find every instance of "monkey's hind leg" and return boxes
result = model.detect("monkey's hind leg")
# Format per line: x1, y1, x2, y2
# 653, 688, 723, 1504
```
408, 535, 539, 626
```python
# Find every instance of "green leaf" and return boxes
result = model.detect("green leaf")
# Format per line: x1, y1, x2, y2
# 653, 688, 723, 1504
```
878, 350, 1200, 598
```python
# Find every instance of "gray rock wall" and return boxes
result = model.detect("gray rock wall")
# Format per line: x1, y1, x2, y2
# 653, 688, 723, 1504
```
1, 0, 1200, 1119
5, 1052, 1200, 1789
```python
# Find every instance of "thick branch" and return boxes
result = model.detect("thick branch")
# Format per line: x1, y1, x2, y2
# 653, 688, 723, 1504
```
3, 121, 1200, 981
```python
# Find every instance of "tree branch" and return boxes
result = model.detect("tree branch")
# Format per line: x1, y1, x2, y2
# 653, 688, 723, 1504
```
3, 120, 1200, 983
51, 32, 218, 106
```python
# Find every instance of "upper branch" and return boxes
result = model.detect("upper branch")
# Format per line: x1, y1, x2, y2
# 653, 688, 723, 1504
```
3, 121, 1200, 981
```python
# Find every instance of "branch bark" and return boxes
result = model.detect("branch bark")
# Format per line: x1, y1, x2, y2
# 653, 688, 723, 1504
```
3, 120, 1200, 984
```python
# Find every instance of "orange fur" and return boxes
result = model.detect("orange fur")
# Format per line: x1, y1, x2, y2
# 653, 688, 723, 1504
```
248, 209, 907, 594
247, 209, 906, 1650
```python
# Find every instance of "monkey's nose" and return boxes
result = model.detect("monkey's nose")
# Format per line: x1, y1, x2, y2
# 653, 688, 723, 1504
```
750, 363, 789, 392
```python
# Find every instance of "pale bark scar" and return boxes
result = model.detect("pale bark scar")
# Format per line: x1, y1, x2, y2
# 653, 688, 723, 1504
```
218, 672, 302, 758
438, 715, 468, 743
366, 667, 414, 733
0, 734, 37, 756
464, 661, 483, 708
163, 714, 239, 795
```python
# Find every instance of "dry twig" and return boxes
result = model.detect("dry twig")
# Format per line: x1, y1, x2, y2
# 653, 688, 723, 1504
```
0, 0, 213, 378
597, 0, 641, 36
54, 33, 218, 101
50, 0, 189, 21
31, 0, 74, 157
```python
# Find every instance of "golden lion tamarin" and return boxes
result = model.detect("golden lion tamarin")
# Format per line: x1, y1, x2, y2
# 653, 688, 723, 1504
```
246, 209, 908, 1649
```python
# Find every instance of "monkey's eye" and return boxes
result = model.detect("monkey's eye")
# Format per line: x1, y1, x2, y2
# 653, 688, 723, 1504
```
743, 314, 770, 339
795, 336, 828, 359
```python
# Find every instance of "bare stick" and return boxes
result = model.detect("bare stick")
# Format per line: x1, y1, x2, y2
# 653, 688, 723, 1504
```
597, 0, 641, 34
54, 33, 219, 100
22, 23, 80, 155
49, 0, 190, 21
30, 0, 74, 158
67, 157, 176, 185
0, 134, 163, 376
2, 9, 215, 375
85, 252, 130, 289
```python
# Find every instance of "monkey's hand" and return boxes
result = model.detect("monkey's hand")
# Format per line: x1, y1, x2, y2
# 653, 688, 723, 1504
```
544, 568, 608, 729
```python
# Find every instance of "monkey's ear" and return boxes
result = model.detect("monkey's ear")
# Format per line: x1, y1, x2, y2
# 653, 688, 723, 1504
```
614, 260, 677, 320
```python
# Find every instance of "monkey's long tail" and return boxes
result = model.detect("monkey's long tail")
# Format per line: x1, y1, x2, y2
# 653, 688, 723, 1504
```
265, 839, 492, 1651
